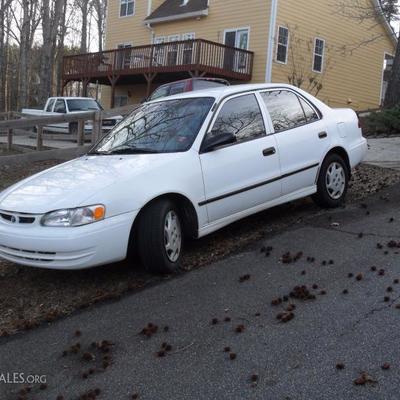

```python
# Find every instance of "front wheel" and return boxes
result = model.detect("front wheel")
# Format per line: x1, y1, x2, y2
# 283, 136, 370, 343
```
312, 153, 349, 208
136, 199, 183, 274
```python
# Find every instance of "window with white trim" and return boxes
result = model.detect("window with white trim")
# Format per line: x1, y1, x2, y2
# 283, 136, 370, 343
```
313, 38, 325, 73
120, 0, 135, 17
276, 26, 289, 64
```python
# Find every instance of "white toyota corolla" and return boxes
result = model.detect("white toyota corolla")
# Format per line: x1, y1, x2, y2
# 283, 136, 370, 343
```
0, 84, 367, 273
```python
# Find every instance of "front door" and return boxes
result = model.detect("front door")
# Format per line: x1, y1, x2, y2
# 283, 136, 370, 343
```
260, 89, 330, 195
199, 93, 281, 223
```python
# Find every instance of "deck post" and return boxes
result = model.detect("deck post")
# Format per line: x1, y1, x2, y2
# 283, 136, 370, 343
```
144, 72, 157, 98
82, 78, 90, 96
108, 75, 120, 109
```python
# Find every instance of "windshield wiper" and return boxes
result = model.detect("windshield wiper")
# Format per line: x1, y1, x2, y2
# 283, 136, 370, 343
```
87, 147, 158, 155
107, 147, 158, 154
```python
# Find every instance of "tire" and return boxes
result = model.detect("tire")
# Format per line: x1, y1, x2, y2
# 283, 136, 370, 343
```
136, 199, 183, 274
312, 153, 349, 208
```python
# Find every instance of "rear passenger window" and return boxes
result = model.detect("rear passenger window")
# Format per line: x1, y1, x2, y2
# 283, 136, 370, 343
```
211, 94, 266, 143
261, 90, 312, 132
169, 82, 186, 96
299, 97, 319, 123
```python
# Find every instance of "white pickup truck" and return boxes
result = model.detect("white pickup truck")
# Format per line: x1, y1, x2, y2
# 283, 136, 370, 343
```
22, 97, 123, 135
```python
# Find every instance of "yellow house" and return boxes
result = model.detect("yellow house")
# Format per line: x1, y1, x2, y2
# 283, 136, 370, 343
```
63, 0, 396, 110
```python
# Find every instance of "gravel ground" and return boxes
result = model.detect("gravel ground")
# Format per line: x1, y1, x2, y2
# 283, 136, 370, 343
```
0, 160, 399, 337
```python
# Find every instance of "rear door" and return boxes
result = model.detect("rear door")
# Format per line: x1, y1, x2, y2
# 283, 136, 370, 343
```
199, 92, 281, 223
259, 89, 330, 195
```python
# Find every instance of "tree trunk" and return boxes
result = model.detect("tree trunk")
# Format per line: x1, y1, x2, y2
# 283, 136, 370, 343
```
17, 1, 30, 109
38, 0, 63, 105
56, 0, 67, 95
384, 34, 400, 108
80, 0, 89, 53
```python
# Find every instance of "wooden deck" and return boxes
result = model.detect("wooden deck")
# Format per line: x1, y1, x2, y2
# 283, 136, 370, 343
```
63, 39, 254, 88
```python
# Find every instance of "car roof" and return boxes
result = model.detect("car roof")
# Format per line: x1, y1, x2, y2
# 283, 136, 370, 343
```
147, 83, 330, 111
149, 83, 300, 102
49, 97, 96, 100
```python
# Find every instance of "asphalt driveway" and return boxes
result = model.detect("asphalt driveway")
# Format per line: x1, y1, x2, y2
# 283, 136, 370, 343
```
1, 183, 400, 400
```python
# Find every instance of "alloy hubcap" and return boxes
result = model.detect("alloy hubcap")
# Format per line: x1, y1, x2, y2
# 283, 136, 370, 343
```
326, 162, 346, 200
164, 210, 182, 263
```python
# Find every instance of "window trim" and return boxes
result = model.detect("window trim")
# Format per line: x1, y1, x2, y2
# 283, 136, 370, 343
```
54, 99, 67, 114
200, 92, 267, 153
275, 26, 289, 65
259, 89, 322, 134
119, 0, 135, 18
312, 37, 325, 73
223, 27, 251, 50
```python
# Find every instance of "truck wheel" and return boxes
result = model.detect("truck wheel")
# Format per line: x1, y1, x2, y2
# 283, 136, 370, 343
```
137, 199, 183, 274
312, 153, 349, 208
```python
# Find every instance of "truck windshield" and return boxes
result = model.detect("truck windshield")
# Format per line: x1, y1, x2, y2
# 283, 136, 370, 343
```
67, 99, 102, 111
91, 97, 214, 154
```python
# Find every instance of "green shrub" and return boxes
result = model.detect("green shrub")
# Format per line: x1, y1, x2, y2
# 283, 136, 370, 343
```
361, 107, 400, 136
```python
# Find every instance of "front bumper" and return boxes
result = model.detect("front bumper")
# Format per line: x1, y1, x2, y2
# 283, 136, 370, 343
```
0, 211, 138, 270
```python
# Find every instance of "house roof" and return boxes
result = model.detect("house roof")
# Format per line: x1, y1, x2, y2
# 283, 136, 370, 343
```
145, 0, 209, 24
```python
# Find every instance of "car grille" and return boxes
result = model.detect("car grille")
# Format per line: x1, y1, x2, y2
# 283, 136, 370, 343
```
0, 244, 56, 262
0, 211, 36, 224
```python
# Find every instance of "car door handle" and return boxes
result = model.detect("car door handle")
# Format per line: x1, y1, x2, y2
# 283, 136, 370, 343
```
262, 147, 276, 157
318, 131, 328, 139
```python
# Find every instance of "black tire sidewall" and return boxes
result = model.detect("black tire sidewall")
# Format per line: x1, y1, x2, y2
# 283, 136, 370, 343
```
315, 154, 349, 208
138, 200, 183, 274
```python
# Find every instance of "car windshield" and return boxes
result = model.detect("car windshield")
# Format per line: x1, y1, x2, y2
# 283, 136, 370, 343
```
67, 99, 102, 111
91, 97, 215, 154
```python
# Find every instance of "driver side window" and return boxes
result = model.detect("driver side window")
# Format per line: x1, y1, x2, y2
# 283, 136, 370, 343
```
209, 94, 266, 144
54, 99, 66, 113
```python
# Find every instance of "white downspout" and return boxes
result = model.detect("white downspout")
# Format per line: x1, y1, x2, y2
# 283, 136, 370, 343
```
147, 0, 153, 16
265, 0, 279, 83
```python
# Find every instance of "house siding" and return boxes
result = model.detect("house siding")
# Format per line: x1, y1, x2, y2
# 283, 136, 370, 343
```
101, 0, 395, 110
102, 0, 272, 107
272, 0, 395, 109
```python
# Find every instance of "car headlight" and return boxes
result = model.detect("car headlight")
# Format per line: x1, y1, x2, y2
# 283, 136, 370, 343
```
41, 205, 105, 227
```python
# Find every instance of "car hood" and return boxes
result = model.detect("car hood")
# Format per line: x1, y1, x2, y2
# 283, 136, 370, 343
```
0, 154, 181, 214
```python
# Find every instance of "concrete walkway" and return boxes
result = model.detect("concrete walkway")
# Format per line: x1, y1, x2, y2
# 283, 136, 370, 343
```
365, 137, 400, 170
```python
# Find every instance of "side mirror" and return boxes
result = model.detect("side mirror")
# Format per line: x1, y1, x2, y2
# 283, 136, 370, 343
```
201, 131, 236, 153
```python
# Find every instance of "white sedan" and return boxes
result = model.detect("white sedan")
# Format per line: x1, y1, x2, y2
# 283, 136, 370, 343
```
0, 84, 367, 273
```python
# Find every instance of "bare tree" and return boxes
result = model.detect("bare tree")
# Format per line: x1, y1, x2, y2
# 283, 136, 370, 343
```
38, 0, 64, 105
92, 0, 107, 52
10, 0, 41, 108
75, 0, 92, 53
0, 0, 12, 111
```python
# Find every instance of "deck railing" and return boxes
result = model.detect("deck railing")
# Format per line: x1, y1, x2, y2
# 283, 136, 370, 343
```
63, 39, 254, 81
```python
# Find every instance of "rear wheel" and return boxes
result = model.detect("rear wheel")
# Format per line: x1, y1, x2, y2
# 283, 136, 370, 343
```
136, 199, 183, 274
312, 153, 349, 208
